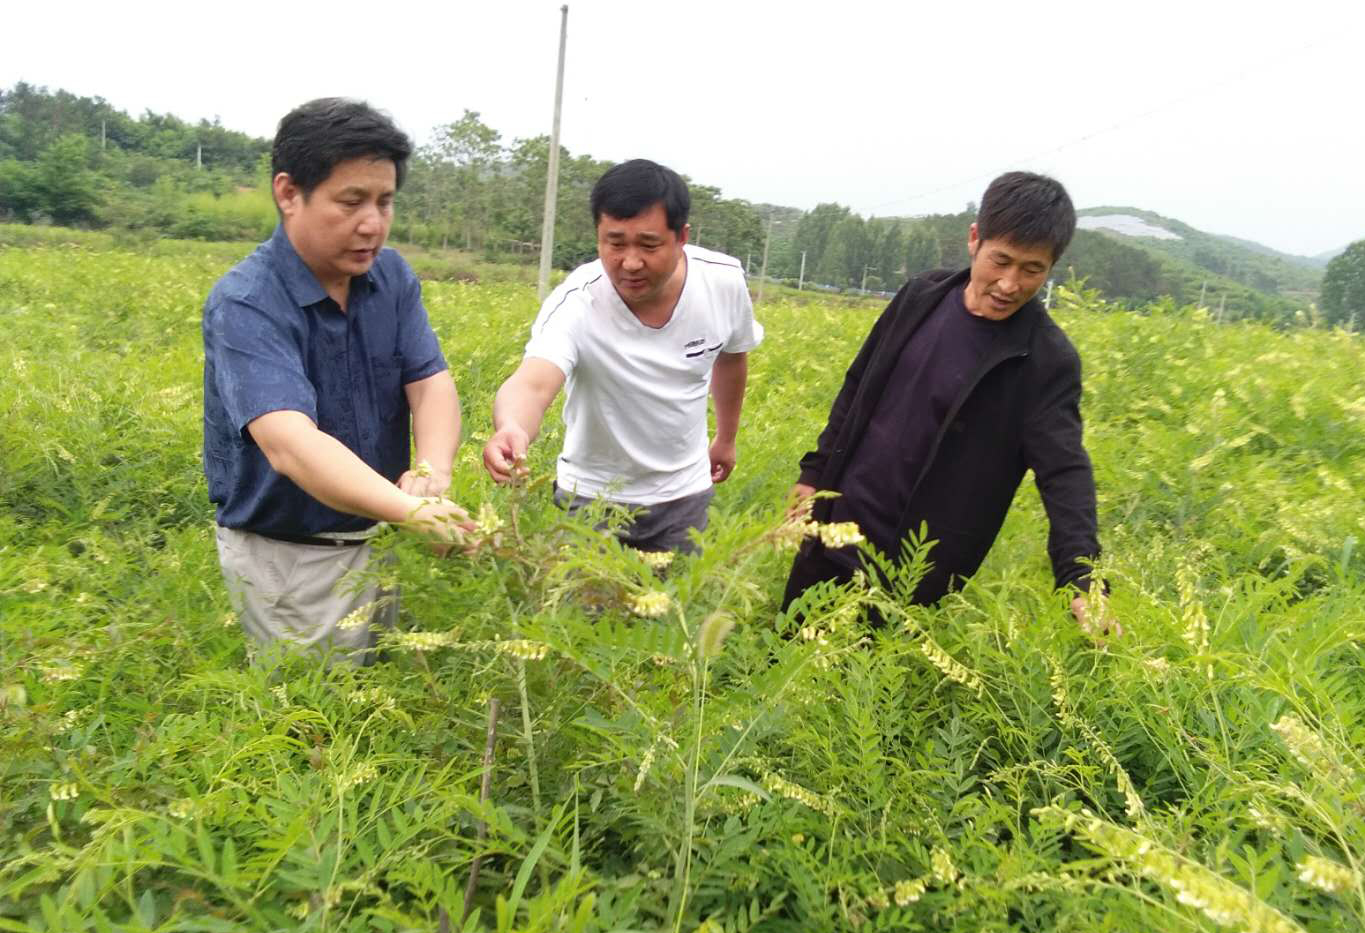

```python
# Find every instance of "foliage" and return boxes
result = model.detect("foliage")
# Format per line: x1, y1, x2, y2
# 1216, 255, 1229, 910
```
1320, 239, 1365, 329
2, 221, 1364, 931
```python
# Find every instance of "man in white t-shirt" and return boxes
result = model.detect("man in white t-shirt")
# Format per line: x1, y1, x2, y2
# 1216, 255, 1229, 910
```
482, 159, 763, 553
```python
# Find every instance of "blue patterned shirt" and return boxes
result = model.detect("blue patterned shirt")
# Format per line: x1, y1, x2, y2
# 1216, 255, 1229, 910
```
202, 225, 447, 535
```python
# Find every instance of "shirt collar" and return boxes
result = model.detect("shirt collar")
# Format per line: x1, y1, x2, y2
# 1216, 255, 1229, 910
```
268, 224, 378, 308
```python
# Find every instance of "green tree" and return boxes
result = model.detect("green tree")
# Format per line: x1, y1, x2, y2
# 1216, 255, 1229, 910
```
1320, 240, 1365, 329
35, 135, 99, 225
427, 110, 503, 250
794, 203, 850, 284
903, 222, 940, 277
0, 159, 40, 220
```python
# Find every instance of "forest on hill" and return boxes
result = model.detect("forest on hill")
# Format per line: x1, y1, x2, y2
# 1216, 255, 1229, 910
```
0, 82, 1333, 324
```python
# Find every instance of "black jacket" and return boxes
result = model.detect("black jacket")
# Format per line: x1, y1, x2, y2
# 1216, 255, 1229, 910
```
797, 268, 1099, 603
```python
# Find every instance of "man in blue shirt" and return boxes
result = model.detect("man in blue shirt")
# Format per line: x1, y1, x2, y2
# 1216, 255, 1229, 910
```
203, 98, 472, 663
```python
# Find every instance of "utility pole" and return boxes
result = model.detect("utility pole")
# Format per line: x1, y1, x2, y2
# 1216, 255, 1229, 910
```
537, 5, 569, 303
798, 250, 806, 291
1044, 279, 1053, 309
100, 119, 106, 151
196, 143, 202, 170
756, 217, 778, 306
860, 264, 876, 293
1198, 280, 1207, 307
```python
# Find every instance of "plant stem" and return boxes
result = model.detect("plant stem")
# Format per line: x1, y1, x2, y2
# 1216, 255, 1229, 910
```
517, 657, 550, 891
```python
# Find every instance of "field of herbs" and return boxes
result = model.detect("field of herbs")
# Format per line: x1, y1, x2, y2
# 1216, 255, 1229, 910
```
1, 225, 1363, 932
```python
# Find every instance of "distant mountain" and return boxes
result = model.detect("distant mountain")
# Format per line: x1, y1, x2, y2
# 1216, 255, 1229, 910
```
1074, 206, 1323, 304
1311, 244, 1349, 266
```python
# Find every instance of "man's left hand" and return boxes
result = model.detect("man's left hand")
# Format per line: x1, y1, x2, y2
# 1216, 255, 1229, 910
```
709, 438, 737, 483
1071, 594, 1122, 638
397, 464, 451, 499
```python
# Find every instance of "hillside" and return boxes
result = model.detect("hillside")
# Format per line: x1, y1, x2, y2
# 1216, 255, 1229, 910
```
1077, 206, 1324, 297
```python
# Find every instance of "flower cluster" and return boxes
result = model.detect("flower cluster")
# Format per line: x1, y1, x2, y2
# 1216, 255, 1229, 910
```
41, 663, 83, 684
340, 762, 378, 790
774, 517, 868, 552
1296, 855, 1358, 895
50, 781, 79, 801
918, 638, 983, 695
1270, 714, 1355, 788
636, 549, 675, 570
335, 602, 376, 631
761, 769, 835, 815
1034, 807, 1303, 933
893, 878, 926, 906
1049, 659, 1147, 821
486, 639, 550, 660
391, 630, 459, 652
167, 798, 200, 819
633, 733, 677, 792
931, 847, 959, 884
1176, 563, 1211, 668
474, 502, 504, 537
627, 590, 671, 618
817, 521, 864, 549
347, 687, 396, 712
52, 707, 86, 735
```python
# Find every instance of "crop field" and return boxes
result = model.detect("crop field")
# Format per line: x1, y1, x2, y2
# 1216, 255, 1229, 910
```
1, 227, 1363, 932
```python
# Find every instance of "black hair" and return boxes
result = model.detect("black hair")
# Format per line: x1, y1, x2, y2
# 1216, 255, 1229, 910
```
271, 98, 413, 196
976, 171, 1076, 262
590, 159, 690, 234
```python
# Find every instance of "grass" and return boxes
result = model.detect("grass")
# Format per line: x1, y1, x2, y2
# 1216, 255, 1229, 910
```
0, 237, 1362, 931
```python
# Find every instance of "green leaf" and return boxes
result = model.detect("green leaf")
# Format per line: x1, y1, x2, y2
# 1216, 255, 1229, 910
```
700, 773, 770, 801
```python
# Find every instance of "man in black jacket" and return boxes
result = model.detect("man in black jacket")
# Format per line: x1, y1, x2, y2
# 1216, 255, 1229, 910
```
783, 172, 1106, 629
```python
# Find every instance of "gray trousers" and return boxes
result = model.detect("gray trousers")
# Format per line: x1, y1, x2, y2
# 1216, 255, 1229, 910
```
214, 526, 397, 665
553, 485, 715, 555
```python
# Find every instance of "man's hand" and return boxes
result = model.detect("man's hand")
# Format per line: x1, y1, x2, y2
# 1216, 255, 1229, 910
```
788, 482, 816, 519
709, 437, 737, 483
397, 460, 452, 499
483, 425, 531, 485
1072, 593, 1122, 638
405, 497, 479, 556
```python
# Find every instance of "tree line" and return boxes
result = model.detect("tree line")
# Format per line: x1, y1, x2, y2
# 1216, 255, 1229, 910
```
0, 83, 1337, 323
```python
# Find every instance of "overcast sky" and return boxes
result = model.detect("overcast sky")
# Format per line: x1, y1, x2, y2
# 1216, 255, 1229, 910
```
6, 0, 1360, 256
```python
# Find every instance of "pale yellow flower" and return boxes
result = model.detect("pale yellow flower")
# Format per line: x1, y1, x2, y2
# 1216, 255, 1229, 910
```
628, 591, 671, 618
340, 763, 378, 790
50, 781, 80, 801
41, 664, 83, 684
761, 770, 835, 815
931, 847, 958, 884
1296, 855, 1358, 895
335, 603, 374, 631
393, 631, 459, 652
637, 550, 675, 570
893, 878, 926, 906
816, 521, 864, 549
474, 502, 504, 536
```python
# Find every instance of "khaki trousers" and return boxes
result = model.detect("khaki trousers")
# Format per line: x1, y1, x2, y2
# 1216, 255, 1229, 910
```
214, 526, 397, 665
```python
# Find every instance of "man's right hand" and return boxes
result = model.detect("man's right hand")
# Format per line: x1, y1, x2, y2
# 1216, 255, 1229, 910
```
483, 426, 531, 485
788, 482, 816, 519
405, 497, 479, 555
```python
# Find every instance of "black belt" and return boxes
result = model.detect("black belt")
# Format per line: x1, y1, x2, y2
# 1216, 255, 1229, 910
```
253, 530, 370, 547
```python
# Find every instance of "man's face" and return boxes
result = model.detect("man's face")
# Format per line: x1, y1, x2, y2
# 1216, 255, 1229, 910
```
596, 202, 688, 308
275, 156, 396, 289
963, 223, 1054, 321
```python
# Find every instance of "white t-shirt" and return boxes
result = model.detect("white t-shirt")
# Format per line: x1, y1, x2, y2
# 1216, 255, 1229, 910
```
525, 244, 764, 505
